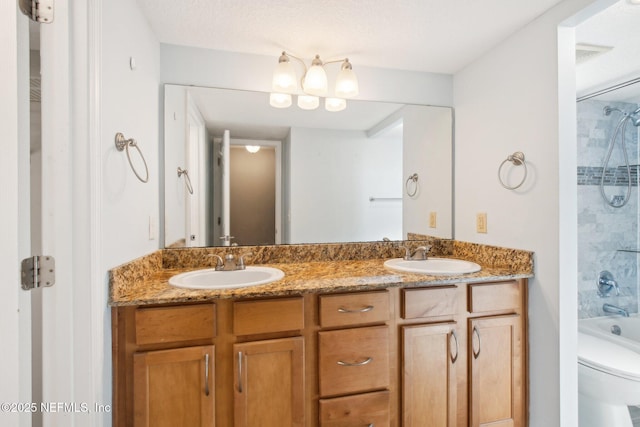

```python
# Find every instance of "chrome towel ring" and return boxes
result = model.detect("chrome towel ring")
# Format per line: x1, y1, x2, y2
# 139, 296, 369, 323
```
498, 151, 527, 190
115, 133, 149, 183
406, 173, 419, 197
177, 167, 194, 195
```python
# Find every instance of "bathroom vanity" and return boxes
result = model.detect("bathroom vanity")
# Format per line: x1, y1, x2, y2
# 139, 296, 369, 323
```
110, 241, 532, 427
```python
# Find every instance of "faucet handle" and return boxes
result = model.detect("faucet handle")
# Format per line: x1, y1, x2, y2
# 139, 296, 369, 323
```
238, 252, 253, 269
398, 246, 411, 260
209, 254, 224, 270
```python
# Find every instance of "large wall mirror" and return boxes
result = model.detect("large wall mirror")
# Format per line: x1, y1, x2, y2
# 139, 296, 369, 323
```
164, 84, 453, 248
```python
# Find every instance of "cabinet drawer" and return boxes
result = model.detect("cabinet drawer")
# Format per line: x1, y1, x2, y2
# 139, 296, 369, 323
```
468, 281, 520, 314
233, 297, 304, 335
319, 390, 390, 427
319, 326, 389, 397
402, 286, 458, 319
135, 303, 216, 345
319, 291, 390, 327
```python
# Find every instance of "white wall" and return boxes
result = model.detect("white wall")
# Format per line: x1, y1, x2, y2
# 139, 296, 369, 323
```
163, 85, 187, 247
453, 1, 613, 426
288, 127, 402, 243
102, 0, 160, 269
160, 44, 453, 107
99, 1, 160, 423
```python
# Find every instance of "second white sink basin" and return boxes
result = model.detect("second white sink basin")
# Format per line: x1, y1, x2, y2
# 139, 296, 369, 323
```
384, 257, 481, 275
169, 266, 284, 290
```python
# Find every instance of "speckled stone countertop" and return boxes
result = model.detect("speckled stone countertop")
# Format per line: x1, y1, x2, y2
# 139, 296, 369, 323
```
109, 239, 534, 307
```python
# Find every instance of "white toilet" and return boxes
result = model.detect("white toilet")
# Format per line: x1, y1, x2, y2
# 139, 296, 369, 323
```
578, 331, 640, 427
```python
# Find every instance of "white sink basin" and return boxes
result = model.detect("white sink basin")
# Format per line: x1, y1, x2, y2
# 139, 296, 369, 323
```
384, 257, 481, 275
169, 266, 285, 290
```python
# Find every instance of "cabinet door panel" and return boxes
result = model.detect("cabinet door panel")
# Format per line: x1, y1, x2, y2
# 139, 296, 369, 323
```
133, 345, 214, 427
234, 337, 304, 427
402, 323, 458, 427
469, 315, 522, 427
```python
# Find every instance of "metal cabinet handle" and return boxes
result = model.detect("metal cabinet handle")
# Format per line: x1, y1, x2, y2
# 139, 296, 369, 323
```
204, 353, 210, 396
337, 357, 373, 367
472, 326, 481, 359
337, 305, 374, 313
450, 330, 459, 364
237, 351, 243, 393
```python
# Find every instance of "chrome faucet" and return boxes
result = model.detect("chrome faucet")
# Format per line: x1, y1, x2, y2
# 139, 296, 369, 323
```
400, 245, 431, 260
603, 303, 629, 317
597, 271, 619, 297
211, 252, 253, 271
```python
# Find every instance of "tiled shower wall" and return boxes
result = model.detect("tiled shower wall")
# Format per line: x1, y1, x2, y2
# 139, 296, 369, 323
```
577, 99, 640, 318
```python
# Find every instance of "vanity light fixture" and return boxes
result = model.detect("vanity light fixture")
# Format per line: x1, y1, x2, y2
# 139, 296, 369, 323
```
270, 51, 359, 111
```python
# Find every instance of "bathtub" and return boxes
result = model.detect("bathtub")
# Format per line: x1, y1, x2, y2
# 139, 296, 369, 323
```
579, 315, 640, 352
578, 314, 640, 427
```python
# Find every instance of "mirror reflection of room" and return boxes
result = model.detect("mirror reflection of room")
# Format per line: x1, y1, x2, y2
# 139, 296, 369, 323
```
164, 85, 452, 248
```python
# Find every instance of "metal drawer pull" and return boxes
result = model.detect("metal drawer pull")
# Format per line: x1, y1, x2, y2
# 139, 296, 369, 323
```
337, 305, 374, 313
337, 357, 373, 367
472, 326, 481, 359
450, 330, 459, 364
204, 354, 210, 396
237, 351, 243, 393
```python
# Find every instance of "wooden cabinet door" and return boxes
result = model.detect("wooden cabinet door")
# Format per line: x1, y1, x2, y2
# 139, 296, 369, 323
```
234, 337, 304, 427
469, 315, 523, 427
133, 345, 215, 427
402, 323, 458, 427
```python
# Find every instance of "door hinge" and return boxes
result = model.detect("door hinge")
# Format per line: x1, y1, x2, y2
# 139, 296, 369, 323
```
19, 0, 54, 23
21, 256, 55, 290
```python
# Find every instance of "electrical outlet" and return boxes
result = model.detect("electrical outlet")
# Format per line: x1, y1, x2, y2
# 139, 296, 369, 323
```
476, 213, 487, 233
429, 212, 437, 228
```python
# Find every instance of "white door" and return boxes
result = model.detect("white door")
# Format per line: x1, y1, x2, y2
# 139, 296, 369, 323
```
1, 4, 33, 426
186, 98, 206, 246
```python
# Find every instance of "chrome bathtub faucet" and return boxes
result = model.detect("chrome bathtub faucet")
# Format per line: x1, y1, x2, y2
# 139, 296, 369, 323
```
603, 303, 629, 317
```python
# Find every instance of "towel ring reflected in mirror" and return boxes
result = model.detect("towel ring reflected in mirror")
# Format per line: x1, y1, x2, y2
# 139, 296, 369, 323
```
177, 167, 194, 195
406, 173, 419, 197
115, 132, 149, 183
498, 151, 527, 190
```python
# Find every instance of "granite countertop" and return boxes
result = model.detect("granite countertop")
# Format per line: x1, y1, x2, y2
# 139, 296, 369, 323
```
109, 239, 534, 307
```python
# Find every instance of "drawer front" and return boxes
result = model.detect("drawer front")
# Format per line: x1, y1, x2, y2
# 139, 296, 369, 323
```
320, 291, 390, 327
319, 390, 390, 427
135, 303, 216, 345
468, 281, 520, 314
403, 286, 458, 319
233, 297, 304, 335
319, 326, 389, 397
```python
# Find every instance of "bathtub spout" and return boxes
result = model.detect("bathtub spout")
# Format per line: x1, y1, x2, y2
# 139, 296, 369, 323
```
603, 303, 629, 317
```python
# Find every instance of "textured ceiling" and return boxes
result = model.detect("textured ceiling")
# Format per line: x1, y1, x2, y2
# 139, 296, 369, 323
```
576, 1, 640, 101
136, 0, 566, 74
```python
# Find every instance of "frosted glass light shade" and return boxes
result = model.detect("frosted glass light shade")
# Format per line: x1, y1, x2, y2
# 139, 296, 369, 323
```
272, 60, 297, 93
245, 145, 261, 153
270, 93, 292, 108
303, 64, 328, 96
335, 67, 359, 98
297, 95, 319, 110
325, 98, 346, 112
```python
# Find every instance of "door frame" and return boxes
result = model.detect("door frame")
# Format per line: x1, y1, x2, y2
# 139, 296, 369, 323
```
1, 3, 33, 426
